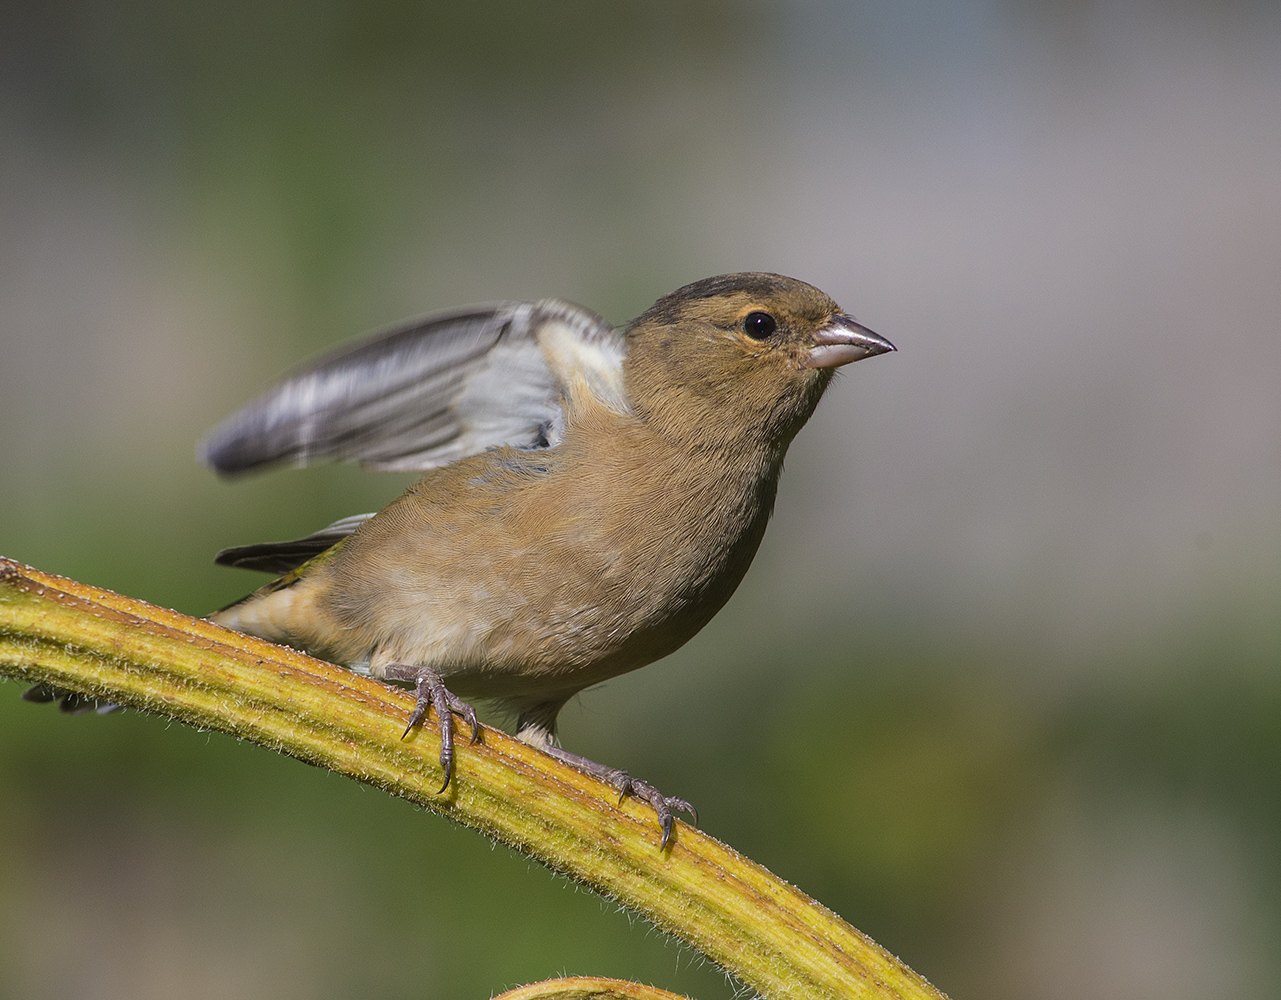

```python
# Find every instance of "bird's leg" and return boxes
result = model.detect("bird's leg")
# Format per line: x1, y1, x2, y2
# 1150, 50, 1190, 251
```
545, 745, 698, 850
516, 709, 696, 850
382, 663, 481, 793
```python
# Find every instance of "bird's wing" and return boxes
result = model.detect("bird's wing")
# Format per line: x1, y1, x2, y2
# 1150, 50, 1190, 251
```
199, 299, 629, 476
212, 513, 376, 574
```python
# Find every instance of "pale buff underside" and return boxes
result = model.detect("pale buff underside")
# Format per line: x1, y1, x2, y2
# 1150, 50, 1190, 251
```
211, 341, 784, 718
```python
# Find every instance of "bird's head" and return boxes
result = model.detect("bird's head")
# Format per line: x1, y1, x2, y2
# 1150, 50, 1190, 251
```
623, 272, 894, 455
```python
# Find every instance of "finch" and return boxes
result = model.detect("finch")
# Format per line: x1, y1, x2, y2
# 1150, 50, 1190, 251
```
35, 273, 895, 847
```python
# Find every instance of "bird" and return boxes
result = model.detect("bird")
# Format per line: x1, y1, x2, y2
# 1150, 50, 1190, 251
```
36, 273, 895, 847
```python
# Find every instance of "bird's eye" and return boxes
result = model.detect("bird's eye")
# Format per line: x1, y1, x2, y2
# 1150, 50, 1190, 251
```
743, 311, 777, 340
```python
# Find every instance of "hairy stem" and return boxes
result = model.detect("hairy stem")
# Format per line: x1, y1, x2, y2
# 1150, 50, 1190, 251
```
0, 557, 948, 1000
492, 976, 692, 1000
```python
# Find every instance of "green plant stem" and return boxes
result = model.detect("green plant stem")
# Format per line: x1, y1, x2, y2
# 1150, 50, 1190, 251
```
0, 557, 948, 1000
492, 976, 692, 1000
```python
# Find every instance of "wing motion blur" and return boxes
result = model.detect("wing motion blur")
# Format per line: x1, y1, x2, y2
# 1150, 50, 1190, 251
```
199, 299, 626, 476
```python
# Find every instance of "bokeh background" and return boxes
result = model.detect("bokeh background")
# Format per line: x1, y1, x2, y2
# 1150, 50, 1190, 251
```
2, 2, 1280, 998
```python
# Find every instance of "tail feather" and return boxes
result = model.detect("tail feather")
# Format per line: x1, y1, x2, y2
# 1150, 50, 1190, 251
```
22, 683, 122, 715
21, 517, 364, 719
214, 513, 374, 574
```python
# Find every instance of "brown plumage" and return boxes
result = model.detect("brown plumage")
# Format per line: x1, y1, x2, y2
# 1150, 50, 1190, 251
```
204, 273, 894, 845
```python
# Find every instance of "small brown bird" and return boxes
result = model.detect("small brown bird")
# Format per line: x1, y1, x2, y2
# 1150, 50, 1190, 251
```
82, 273, 895, 845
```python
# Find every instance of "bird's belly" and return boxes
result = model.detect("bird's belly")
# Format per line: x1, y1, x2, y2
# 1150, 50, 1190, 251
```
313, 440, 776, 700
341, 521, 760, 700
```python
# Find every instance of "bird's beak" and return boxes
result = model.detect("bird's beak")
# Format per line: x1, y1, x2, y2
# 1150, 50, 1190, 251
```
806, 315, 896, 369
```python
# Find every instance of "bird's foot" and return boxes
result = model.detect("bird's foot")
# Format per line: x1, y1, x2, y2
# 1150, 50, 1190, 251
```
382, 664, 481, 793
541, 745, 697, 850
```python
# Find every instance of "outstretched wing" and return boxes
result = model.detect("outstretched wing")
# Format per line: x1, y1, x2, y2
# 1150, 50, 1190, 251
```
199, 298, 629, 476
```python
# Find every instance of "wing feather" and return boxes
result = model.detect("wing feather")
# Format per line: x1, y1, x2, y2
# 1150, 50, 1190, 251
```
199, 299, 625, 476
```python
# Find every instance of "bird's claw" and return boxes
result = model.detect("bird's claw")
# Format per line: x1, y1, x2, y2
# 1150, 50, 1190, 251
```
616, 777, 698, 850
385, 664, 481, 793
538, 743, 697, 850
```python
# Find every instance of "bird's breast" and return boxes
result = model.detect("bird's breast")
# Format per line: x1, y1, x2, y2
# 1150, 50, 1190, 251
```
312, 415, 780, 697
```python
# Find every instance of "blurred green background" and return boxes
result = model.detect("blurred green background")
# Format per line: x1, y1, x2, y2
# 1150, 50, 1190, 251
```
3, 1, 1281, 998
